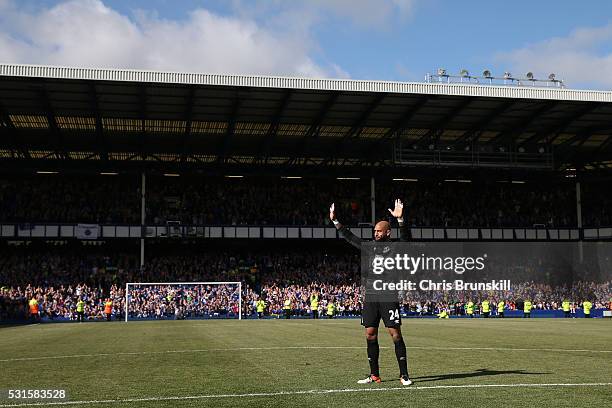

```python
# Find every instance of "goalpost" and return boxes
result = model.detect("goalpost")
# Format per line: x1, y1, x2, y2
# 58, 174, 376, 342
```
125, 281, 242, 322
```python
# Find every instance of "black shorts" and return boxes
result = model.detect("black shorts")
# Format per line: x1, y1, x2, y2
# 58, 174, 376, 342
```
361, 301, 401, 328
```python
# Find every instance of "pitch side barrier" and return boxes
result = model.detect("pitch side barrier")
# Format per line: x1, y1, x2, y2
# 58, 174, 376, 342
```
446, 309, 609, 318
506, 309, 608, 318
3, 223, 612, 240
240, 310, 611, 319
3, 309, 608, 324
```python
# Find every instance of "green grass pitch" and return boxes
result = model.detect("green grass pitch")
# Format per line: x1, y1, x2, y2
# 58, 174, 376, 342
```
0, 319, 611, 407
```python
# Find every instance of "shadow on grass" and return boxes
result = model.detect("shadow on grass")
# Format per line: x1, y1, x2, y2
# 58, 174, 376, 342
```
411, 368, 550, 383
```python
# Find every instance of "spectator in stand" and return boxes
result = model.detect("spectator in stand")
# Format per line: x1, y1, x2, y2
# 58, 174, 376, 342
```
4, 175, 611, 227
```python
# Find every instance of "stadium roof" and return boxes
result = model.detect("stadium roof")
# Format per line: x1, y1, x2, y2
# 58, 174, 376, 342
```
1, 63, 612, 172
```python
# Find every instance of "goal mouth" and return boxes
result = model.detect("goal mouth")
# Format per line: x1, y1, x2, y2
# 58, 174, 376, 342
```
125, 282, 242, 322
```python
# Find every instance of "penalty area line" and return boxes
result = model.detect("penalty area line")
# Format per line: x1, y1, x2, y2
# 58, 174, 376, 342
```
0, 383, 611, 407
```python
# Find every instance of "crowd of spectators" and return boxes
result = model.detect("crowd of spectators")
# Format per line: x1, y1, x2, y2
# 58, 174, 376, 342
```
376, 181, 577, 228
0, 175, 140, 224
244, 282, 363, 317
127, 284, 240, 320
1, 248, 610, 322
582, 181, 612, 227
0, 247, 140, 288
395, 280, 611, 317
146, 177, 369, 226
2, 279, 609, 322
0, 283, 124, 322
2, 175, 611, 227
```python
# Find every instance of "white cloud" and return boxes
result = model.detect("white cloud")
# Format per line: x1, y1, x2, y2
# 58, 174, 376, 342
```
496, 24, 612, 90
0, 0, 342, 78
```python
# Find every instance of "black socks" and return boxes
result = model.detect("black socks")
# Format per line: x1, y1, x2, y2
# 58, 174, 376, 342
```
394, 338, 409, 376
367, 336, 408, 378
366, 338, 380, 376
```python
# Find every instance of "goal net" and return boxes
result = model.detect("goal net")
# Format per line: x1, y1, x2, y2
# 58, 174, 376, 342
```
125, 282, 242, 322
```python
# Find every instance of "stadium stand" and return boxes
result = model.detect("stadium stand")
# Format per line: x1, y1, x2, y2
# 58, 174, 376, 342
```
1, 64, 612, 324
3, 174, 612, 227
1, 242, 610, 321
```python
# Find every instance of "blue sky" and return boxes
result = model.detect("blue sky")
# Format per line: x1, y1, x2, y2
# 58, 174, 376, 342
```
1, 0, 612, 89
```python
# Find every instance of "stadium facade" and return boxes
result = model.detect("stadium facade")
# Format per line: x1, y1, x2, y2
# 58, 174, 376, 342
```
1, 64, 611, 323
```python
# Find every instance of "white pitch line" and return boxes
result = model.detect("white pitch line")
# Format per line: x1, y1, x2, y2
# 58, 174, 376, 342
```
410, 346, 612, 353
0, 347, 362, 363
0, 383, 611, 407
0, 344, 611, 363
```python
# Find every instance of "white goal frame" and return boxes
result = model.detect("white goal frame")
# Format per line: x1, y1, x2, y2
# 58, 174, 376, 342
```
125, 281, 242, 322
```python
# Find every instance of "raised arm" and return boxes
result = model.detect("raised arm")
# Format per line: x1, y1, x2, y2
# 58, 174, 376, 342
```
330, 202, 362, 249
388, 198, 410, 241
